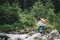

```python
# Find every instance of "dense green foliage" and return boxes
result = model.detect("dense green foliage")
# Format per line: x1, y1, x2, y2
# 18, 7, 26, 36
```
0, 3, 21, 24
0, 0, 60, 31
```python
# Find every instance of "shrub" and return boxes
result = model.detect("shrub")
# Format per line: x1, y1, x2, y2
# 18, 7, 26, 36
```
0, 2, 21, 24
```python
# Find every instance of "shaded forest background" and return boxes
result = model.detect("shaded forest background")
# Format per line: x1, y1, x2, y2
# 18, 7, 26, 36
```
0, 0, 60, 32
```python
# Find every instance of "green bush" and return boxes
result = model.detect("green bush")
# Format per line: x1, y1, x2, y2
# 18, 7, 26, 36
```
19, 12, 36, 29
0, 2, 22, 31
55, 13, 60, 31
0, 3, 21, 24
0, 3, 36, 30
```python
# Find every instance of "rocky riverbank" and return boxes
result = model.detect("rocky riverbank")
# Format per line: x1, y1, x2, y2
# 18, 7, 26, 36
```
0, 29, 60, 40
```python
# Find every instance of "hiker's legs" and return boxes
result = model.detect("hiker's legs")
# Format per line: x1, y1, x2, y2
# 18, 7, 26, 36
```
42, 26, 45, 34
38, 26, 40, 32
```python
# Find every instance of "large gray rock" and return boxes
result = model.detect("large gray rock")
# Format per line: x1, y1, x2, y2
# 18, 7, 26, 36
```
31, 33, 42, 38
24, 33, 42, 40
46, 29, 60, 40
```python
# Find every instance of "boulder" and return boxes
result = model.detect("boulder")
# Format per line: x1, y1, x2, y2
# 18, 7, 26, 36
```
18, 34, 28, 40
42, 35, 48, 40
46, 29, 60, 40
31, 33, 42, 38
24, 33, 42, 40
49, 29, 59, 38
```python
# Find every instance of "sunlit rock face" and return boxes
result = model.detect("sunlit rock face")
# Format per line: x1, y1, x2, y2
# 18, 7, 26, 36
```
31, 33, 42, 38
24, 33, 42, 40
6, 34, 28, 40
6, 34, 20, 40
18, 34, 28, 40
24, 36, 35, 40
53, 39, 60, 40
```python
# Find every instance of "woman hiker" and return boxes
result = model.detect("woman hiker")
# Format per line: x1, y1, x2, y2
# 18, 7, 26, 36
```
37, 17, 46, 35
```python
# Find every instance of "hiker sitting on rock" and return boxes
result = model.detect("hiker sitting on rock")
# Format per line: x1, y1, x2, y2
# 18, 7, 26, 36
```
37, 17, 46, 35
